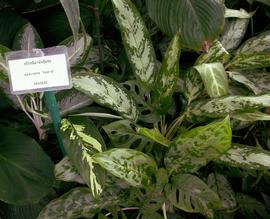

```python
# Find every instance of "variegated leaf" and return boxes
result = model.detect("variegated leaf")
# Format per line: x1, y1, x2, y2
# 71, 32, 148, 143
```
60, 0, 80, 42
103, 120, 154, 151
37, 188, 100, 219
207, 173, 237, 210
195, 41, 231, 65
73, 71, 139, 121
153, 32, 181, 113
137, 128, 171, 147
12, 23, 43, 50
61, 117, 105, 197
93, 148, 158, 187
220, 18, 250, 51
194, 63, 229, 98
244, 71, 270, 93
111, 0, 157, 88
225, 8, 253, 18
165, 174, 221, 219
216, 144, 270, 170
186, 94, 270, 122
165, 116, 232, 174
184, 69, 205, 105
59, 34, 92, 66
54, 156, 85, 184
232, 111, 270, 122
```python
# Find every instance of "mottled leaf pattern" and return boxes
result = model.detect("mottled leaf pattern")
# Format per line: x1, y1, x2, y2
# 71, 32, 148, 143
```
244, 71, 270, 94
207, 173, 237, 210
146, 0, 225, 51
153, 32, 181, 113
165, 174, 221, 219
93, 148, 158, 187
54, 156, 85, 184
137, 128, 171, 147
217, 144, 270, 170
194, 63, 229, 98
165, 116, 232, 174
73, 71, 139, 121
195, 41, 231, 65
111, 0, 157, 88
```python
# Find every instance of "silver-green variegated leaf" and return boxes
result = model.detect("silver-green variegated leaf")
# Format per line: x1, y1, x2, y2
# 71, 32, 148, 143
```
60, 0, 80, 42
165, 174, 221, 219
244, 71, 270, 94
111, 0, 157, 88
194, 63, 229, 98
207, 173, 237, 210
61, 117, 105, 197
165, 116, 232, 174
220, 18, 250, 51
232, 111, 270, 122
73, 71, 139, 121
184, 69, 205, 105
216, 144, 270, 170
37, 188, 100, 219
146, 0, 225, 51
225, 8, 253, 18
103, 120, 154, 151
59, 34, 92, 66
227, 71, 260, 95
92, 148, 158, 187
137, 127, 171, 147
12, 23, 43, 50
54, 156, 85, 184
195, 41, 231, 65
186, 94, 270, 122
153, 32, 181, 113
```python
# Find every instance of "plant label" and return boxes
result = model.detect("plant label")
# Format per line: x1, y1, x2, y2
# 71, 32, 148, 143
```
6, 46, 72, 94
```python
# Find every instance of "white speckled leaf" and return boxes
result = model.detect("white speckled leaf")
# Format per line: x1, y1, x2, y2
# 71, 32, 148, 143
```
165, 116, 232, 174
194, 63, 229, 98
111, 0, 157, 88
217, 144, 270, 170
54, 156, 85, 184
73, 71, 139, 121
93, 148, 158, 187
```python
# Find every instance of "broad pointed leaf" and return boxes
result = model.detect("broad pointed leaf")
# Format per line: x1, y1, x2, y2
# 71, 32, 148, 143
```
93, 148, 158, 187
0, 125, 55, 205
73, 71, 139, 121
137, 128, 171, 147
165, 174, 221, 219
194, 63, 229, 98
61, 117, 105, 197
165, 116, 232, 174
153, 32, 181, 113
146, 0, 225, 51
111, 0, 157, 88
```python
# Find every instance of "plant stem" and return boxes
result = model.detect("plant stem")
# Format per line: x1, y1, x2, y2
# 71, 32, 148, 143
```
166, 114, 185, 140
162, 203, 168, 219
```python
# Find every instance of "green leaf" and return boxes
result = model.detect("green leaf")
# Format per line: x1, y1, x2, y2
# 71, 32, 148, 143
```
227, 71, 260, 95
187, 94, 270, 122
93, 148, 158, 187
225, 8, 253, 18
37, 188, 100, 219
54, 156, 85, 184
59, 34, 92, 66
137, 128, 171, 147
254, 0, 270, 5
236, 193, 270, 219
165, 116, 232, 174
165, 174, 221, 218
60, 0, 80, 42
103, 120, 154, 151
195, 41, 231, 65
216, 144, 270, 170
111, 0, 157, 88
0, 125, 55, 205
12, 23, 43, 50
146, 0, 225, 51
194, 63, 229, 98
153, 32, 181, 113
220, 18, 250, 51
61, 117, 105, 197
73, 71, 139, 122
207, 173, 237, 210
232, 111, 270, 122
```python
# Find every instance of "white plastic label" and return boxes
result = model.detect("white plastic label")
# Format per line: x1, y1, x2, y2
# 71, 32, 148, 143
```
6, 46, 72, 94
